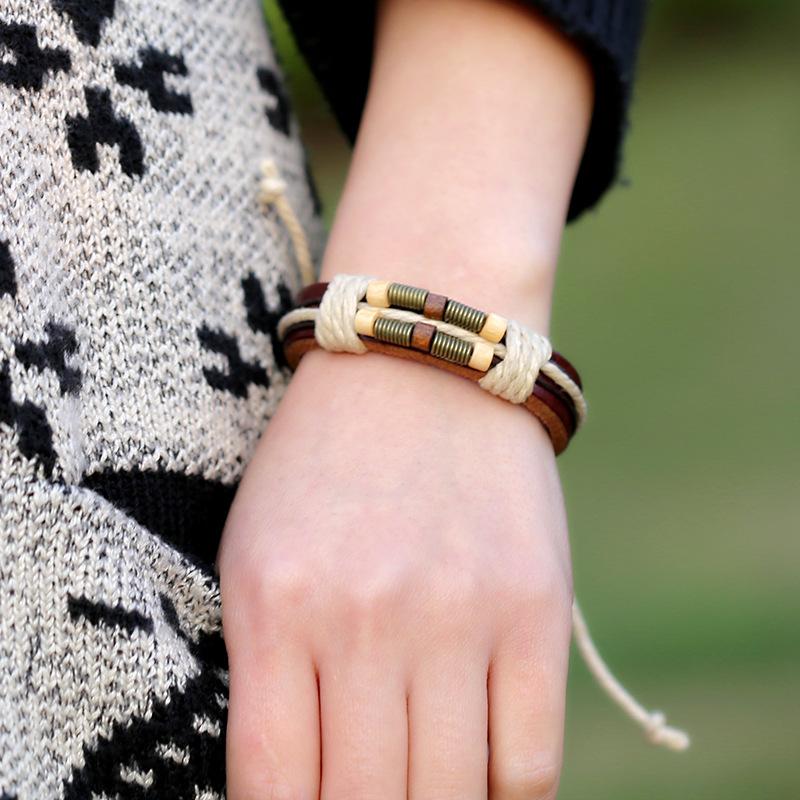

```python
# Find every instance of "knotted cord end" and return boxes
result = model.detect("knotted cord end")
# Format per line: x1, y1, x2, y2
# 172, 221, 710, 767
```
571, 602, 691, 753
259, 158, 287, 206
258, 157, 316, 287
643, 711, 691, 751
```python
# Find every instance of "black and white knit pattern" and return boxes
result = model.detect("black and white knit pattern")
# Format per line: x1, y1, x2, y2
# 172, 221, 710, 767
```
0, 1, 323, 796
0, 470, 230, 797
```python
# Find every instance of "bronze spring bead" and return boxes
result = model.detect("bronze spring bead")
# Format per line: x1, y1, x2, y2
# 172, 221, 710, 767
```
443, 299, 488, 334
387, 282, 428, 312
373, 316, 414, 347
430, 329, 474, 367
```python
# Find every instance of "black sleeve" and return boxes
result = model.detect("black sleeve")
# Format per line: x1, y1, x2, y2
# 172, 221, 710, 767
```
277, 0, 647, 221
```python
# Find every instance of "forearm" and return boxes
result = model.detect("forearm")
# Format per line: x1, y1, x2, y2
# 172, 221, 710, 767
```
320, 0, 594, 333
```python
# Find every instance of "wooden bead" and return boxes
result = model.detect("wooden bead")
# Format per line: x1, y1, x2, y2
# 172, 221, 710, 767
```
411, 321, 437, 352
355, 307, 380, 336
478, 312, 507, 343
423, 292, 448, 320
366, 280, 391, 307
467, 341, 494, 372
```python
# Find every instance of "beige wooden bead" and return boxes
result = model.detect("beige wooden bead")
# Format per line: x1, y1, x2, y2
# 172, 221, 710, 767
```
479, 312, 507, 343
366, 279, 391, 307
355, 307, 381, 337
468, 340, 494, 372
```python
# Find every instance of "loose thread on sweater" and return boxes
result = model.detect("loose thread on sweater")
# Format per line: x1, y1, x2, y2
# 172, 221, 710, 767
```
259, 158, 690, 753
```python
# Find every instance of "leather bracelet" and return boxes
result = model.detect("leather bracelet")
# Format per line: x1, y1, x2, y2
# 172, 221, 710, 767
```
278, 275, 586, 455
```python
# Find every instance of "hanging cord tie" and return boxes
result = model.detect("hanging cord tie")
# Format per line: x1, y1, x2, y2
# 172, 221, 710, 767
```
259, 159, 316, 287
259, 158, 690, 752
572, 603, 690, 750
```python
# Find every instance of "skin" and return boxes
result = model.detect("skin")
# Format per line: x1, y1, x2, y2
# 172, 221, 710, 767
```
217, 0, 593, 797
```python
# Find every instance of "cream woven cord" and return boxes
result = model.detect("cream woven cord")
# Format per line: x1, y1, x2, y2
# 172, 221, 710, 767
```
261, 160, 690, 752
314, 274, 375, 353
478, 318, 552, 404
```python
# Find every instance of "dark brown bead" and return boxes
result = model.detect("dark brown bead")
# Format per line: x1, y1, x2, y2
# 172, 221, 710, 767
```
411, 321, 437, 352
423, 292, 448, 320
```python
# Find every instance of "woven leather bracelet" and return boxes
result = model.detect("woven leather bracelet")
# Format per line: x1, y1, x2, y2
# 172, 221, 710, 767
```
277, 275, 586, 455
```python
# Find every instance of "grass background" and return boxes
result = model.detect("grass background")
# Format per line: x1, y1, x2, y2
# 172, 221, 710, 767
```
264, 3, 799, 797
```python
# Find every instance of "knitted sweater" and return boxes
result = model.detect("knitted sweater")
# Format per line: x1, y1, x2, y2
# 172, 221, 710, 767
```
278, 0, 648, 220
0, 0, 321, 796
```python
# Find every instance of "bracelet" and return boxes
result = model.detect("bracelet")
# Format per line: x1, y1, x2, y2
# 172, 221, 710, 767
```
277, 274, 587, 455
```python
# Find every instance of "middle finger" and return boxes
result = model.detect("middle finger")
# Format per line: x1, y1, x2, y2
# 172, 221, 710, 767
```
408, 643, 490, 799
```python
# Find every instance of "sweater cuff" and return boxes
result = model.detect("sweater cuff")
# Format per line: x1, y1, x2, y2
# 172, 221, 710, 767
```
276, 0, 647, 221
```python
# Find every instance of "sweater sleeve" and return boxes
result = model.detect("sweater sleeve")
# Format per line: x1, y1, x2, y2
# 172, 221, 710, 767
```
276, 0, 647, 221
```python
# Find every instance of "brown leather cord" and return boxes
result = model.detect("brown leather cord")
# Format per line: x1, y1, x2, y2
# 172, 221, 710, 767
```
550, 351, 582, 390
296, 281, 332, 307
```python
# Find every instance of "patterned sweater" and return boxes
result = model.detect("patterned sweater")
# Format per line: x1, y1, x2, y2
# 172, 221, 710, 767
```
0, 0, 321, 797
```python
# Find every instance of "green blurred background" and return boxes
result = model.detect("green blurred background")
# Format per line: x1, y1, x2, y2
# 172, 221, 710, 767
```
265, 2, 799, 797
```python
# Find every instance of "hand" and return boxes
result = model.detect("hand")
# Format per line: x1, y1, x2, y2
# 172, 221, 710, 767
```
217, 347, 574, 798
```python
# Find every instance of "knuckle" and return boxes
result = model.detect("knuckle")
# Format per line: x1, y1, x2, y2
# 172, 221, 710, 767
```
502, 567, 573, 619
445, 563, 484, 603
249, 559, 313, 615
337, 571, 402, 623
419, 563, 491, 644
492, 755, 562, 800
235, 780, 309, 800
227, 727, 311, 800
434, 562, 485, 615
324, 567, 410, 652
325, 769, 384, 800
